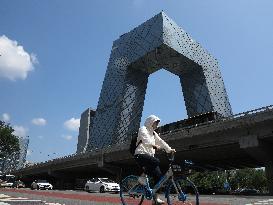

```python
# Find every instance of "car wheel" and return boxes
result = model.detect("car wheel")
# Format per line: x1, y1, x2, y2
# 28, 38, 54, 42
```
99, 186, 105, 193
37, 186, 40, 190
31, 186, 34, 190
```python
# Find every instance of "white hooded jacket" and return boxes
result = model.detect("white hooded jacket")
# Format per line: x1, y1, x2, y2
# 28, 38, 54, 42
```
134, 115, 172, 157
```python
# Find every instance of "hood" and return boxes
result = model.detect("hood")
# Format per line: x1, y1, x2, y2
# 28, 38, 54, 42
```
144, 115, 160, 130
103, 182, 120, 186
37, 182, 52, 186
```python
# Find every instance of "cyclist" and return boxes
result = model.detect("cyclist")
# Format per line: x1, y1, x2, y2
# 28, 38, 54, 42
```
134, 115, 176, 204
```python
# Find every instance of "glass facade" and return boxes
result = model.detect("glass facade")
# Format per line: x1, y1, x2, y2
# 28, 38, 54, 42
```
76, 108, 96, 154
87, 12, 232, 150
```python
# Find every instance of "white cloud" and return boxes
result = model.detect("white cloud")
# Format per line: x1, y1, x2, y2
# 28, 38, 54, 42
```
31, 118, 47, 126
27, 149, 32, 156
64, 118, 80, 131
62, 135, 73, 141
1, 113, 10, 122
13, 125, 28, 137
37, 135, 44, 139
0, 35, 38, 81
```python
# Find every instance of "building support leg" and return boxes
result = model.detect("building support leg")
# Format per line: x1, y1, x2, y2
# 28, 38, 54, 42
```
265, 162, 273, 196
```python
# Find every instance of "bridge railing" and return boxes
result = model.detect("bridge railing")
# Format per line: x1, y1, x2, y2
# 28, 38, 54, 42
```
224, 104, 273, 120
159, 104, 273, 135
19, 144, 119, 171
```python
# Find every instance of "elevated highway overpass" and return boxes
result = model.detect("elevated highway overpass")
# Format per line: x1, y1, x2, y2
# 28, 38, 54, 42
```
12, 105, 273, 193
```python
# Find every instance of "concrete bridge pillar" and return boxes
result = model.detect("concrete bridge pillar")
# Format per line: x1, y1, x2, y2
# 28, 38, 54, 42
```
265, 162, 273, 195
239, 136, 273, 195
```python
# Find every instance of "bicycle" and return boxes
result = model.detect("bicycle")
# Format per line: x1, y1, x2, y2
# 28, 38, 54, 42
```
120, 152, 199, 205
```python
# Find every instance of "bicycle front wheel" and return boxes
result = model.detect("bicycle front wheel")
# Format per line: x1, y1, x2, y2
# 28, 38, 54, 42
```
120, 175, 145, 205
166, 177, 199, 205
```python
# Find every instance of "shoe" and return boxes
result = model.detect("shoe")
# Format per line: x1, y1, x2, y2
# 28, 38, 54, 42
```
152, 194, 165, 204
155, 198, 165, 204
138, 176, 146, 185
152, 199, 165, 204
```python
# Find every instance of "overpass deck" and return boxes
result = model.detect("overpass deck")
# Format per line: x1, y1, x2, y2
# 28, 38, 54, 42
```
13, 105, 273, 177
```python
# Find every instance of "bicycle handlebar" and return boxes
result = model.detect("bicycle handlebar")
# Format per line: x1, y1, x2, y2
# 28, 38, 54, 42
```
164, 150, 195, 168
159, 148, 176, 162
184, 160, 194, 165
168, 151, 175, 162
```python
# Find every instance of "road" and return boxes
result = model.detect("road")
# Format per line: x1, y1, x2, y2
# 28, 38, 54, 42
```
0, 188, 273, 205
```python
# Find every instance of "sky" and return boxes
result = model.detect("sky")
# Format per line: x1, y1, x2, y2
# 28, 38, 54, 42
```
1, 0, 273, 163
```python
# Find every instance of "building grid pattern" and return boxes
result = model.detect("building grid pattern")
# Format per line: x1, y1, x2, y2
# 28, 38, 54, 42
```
87, 12, 232, 151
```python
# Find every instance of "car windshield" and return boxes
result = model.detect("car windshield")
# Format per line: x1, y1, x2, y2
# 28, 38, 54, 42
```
7, 179, 14, 183
100, 178, 115, 183
37, 180, 48, 183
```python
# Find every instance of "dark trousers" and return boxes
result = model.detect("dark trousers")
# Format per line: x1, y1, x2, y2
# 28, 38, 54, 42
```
134, 154, 162, 185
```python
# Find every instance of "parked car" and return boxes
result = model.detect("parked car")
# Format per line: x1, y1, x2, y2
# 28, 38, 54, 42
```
0, 174, 15, 188
85, 178, 120, 193
31, 180, 53, 190
0, 181, 13, 188
233, 188, 259, 195
12, 180, 25, 188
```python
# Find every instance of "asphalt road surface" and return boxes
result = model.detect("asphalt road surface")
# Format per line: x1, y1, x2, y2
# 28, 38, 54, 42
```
1, 188, 273, 205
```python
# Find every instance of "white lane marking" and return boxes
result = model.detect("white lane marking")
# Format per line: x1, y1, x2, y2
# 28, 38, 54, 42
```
246, 199, 273, 205
1, 197, 28, 200
0, 195, 9, 198
0, 194, 65, 204
0, 199, 42, 202
0, 194, 41, 202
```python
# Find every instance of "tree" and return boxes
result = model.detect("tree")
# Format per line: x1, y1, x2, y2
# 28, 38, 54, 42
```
189, 168, 267, 194
0, 121, 20, 159
189, 170, 226, 192
229, 168, 267, 192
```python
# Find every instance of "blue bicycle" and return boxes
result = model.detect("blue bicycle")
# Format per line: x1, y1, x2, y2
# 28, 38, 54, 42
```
120, 152, 199, 205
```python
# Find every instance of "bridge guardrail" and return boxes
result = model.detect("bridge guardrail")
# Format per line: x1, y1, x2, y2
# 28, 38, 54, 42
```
159, 104, 273, 135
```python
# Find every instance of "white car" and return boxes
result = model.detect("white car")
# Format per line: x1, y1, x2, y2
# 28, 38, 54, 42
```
31, 180, 53, 190
0, 181, 13, 188
85, 178, 120, 193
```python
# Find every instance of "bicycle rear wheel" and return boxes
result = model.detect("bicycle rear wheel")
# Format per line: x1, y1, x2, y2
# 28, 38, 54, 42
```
120, 175, 145, 205
166, 177, 199, 205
